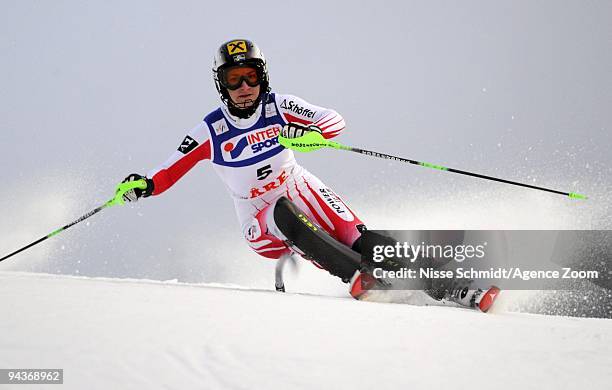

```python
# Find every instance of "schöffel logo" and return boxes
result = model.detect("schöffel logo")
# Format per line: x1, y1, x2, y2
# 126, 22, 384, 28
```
280, 99, 317, 118
221, 126, 282, 161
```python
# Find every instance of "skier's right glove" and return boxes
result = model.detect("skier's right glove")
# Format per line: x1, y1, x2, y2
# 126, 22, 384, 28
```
120, 173, 154, 203
281, 122, 322, 139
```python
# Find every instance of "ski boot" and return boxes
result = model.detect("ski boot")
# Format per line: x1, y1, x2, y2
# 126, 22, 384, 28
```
349, 271, 379, 300
444, 285, 501, 313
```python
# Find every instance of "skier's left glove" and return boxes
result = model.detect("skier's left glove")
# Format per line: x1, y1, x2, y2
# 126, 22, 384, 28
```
120, 173, 154, 203
281, 122, 322, 139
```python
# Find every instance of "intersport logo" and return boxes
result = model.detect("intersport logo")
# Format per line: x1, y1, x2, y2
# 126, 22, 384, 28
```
221, 126, 282, 161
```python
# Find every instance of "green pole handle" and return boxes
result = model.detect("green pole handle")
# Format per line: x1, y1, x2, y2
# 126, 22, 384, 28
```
106, 179, 149, 207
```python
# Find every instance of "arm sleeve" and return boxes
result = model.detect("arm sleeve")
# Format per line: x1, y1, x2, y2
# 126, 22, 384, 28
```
146, 121, 212, 196
275, 94, 346, 139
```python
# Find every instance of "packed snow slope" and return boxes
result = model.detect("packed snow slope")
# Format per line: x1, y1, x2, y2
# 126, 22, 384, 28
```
1, 271, 611, 390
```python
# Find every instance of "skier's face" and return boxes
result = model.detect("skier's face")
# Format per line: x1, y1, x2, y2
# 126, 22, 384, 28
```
224, 66, 261, 109
228, 81, 260, 109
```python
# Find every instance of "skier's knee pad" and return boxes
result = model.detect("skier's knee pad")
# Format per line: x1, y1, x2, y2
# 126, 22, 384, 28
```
272, 197, 307, 241
272, 197, 361, 281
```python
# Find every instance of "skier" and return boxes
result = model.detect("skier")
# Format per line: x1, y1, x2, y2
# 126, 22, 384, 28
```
119, 39, 497, 311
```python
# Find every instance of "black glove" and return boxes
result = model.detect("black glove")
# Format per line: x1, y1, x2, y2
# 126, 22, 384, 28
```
121, 173, 154, 203
281, 122, 322, 139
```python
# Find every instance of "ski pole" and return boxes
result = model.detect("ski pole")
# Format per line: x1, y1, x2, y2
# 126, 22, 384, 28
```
278, 132, 587, 200
0, 179, 148, 263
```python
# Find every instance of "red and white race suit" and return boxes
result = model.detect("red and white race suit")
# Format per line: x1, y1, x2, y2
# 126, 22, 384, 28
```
147, 93, 363, 259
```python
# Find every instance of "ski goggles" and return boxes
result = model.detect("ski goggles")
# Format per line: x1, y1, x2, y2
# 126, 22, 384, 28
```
220, 66, 262, 90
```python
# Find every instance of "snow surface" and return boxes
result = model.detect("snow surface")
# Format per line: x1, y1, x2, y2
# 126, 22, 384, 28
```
1, 271, 611, 390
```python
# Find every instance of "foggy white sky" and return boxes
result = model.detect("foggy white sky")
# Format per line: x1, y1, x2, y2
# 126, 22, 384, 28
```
1, 1, 610, 287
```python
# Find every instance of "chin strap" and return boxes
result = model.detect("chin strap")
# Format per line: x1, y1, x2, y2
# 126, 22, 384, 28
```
227, 91, 269, 119
228, 102, 258, 119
